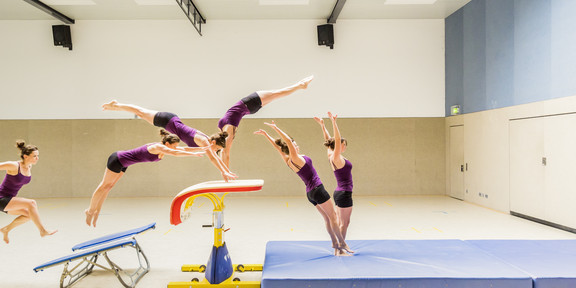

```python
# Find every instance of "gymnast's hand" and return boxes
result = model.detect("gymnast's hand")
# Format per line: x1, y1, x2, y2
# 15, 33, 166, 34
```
264, 121, 277, 129
254, 129, 269, 136
313, 117, 324, 126
222, 171, 237, 182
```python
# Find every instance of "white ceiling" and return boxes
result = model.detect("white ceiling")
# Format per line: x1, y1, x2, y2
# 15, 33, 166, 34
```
1, 0, 470, 21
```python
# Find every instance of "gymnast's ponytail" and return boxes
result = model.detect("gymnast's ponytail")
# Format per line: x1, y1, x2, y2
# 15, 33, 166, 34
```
324, 137, 347, 150
160, 129, 180, 145
275, 139, 290, 155
16, 140, 38, 159
210, 131, 228, 148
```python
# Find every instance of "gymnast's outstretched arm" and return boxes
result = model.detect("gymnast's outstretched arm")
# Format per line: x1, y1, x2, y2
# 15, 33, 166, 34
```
254, 129, 288, 162
328, 112, 344, 166
0, 161, 18, 174
192, 136, 236, 182
148, 144, 205, 157
182, 146, 210, 153
264, 121, 305, 167
314, 116, 331, 142
220, 125, 235, 168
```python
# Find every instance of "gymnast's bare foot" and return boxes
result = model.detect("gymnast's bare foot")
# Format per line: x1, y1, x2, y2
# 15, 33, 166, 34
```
40, 229, 58, 238
336, 248, 351, 256
341, 244, 355, 254
85, 209, 94, 226
91, 211, 100, 227
1, 227, 9, 244
101, 100, 119, 111
298, 75, 314, 89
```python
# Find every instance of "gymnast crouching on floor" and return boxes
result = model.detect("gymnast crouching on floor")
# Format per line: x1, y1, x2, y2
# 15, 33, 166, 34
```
85, 129, 205, 227
0, 140, 57, 244
255, 121, 353, 256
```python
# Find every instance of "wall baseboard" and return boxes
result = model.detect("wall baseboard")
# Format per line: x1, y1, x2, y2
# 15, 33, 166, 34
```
510, 211, 576, 235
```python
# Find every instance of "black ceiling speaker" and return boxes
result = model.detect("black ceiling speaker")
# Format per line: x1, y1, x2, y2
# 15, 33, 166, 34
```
52, 25, 72, 51
317, 24, 334, 49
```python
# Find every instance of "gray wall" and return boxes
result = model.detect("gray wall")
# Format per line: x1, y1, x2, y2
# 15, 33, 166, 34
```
0, 117, 445, 198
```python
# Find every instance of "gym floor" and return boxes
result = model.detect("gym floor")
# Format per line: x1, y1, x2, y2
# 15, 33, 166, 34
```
2, 195, 575, 288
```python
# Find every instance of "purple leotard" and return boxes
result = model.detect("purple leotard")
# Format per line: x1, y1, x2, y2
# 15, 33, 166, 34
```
0, 164, 32, 198
116, 144, 161, 168
333, 159, 353, 192
218, 100, 251, 130
292, 155, 323, 193
165, 116, 201, 147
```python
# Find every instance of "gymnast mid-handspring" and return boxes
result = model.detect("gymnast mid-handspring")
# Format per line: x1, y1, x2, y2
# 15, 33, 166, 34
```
217, 75, 313, 168
85, 129, 205, 227
255, 121, 353, 256
0, 140, 57, 243
101, 101, 236, 182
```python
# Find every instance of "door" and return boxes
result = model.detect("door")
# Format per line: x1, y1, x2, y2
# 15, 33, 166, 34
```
449, 125, 465, 200
509, 117, 545, 219
542, 113, 576, 228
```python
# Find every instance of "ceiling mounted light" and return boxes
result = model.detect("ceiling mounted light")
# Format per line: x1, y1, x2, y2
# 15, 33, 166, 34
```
42, 0, 95, 4
134, 0, 176, 5
384, 0, 438, 4
259, 0, 310, 5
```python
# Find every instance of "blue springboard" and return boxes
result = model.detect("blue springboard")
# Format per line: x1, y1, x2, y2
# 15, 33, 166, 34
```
72, 222, 155, 251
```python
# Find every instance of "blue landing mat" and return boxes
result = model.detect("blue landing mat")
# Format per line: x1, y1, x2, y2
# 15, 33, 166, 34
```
469, 240, 576, 288
262, 240, 532, 288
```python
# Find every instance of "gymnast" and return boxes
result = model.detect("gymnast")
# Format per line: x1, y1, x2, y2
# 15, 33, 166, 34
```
218, 75, 314, 167
314, 112, 354, 241
85, 129, 205, 227
255, 121, 353, 256
101, 101, 236, 182
0, 140, 57, 244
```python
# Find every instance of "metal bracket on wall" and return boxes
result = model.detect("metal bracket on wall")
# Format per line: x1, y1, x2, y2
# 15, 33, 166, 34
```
176, 0, 206, 36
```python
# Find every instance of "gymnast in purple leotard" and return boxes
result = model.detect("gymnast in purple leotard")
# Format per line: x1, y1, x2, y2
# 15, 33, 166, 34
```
0, 140, 57, 244
85, 129, 205, 227
101, 101, 236, 182
314, 112, 354, 241
255, 121, 353, 256
218, 75, 314, 168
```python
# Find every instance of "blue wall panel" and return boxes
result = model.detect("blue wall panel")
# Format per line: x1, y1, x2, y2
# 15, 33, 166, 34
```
551, 0, 576, 98
445, 9, 464, 116
485, 0, 514, 109
445, 0, 576, 115
462, 0, 486, 114
513, 0, 551, 104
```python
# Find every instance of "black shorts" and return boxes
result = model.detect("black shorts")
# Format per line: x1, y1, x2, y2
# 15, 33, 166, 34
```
306, 184, 331, 206
241, 93, 262, 114
153, 112, 178, 128
333, 191, 353, 208
0, 196, 13, 213
107, 152, 127, 173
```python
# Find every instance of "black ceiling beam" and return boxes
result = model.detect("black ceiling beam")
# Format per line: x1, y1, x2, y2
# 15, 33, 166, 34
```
327, 0, 347, 24
23, 0, 75, 24
176, 0, 206, 36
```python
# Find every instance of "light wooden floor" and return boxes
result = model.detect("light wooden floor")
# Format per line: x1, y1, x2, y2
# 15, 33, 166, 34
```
1, 195, 575, 288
